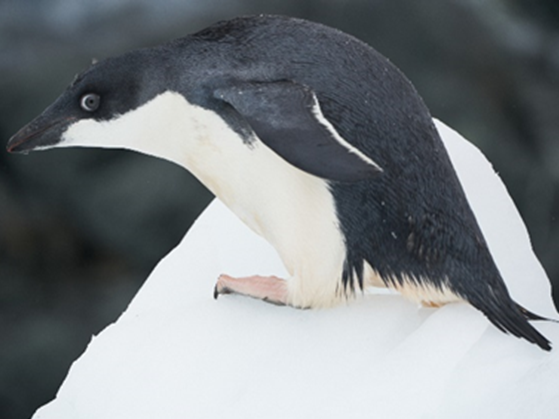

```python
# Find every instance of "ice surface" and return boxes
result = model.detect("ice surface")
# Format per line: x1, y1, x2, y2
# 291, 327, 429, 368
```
33, 120, 559, 419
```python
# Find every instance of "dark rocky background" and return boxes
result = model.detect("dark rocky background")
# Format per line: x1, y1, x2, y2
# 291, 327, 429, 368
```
1, 0, 558, 417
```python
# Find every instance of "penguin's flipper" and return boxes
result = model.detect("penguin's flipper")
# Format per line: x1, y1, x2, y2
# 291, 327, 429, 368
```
214, 81, 382, 182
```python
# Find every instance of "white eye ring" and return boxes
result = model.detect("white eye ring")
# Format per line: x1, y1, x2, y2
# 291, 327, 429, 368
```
80, 93, 100, 112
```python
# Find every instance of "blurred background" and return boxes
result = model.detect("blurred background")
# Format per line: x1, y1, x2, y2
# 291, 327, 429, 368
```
1, 0, 558, 417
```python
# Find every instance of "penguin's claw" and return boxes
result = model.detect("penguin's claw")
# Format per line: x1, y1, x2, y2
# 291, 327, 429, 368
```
213, 282, 232, 299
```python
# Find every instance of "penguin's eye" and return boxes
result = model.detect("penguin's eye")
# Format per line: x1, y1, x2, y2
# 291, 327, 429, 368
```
80, 93, 100, 112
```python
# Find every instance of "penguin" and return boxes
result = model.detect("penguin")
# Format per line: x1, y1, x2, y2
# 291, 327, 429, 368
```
6, 15, 554, 350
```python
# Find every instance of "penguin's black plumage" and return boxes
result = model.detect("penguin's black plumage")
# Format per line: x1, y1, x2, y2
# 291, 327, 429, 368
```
7, 15, 553, 350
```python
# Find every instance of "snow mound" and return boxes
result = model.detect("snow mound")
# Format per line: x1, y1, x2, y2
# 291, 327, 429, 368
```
33, 120, 559, 419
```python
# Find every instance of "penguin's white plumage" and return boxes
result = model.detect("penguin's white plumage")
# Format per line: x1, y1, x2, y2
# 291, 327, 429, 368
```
7, 15, 554, 349
61, 90, 350, 308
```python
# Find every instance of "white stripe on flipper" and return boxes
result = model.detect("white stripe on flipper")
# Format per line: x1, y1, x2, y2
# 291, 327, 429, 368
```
310, 94, 383, 172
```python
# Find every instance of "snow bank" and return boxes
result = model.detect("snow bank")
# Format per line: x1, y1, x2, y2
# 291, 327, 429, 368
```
33, 120, 559, 419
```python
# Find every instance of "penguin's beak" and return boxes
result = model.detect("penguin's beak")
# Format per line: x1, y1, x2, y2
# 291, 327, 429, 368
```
6, 115, 76, 154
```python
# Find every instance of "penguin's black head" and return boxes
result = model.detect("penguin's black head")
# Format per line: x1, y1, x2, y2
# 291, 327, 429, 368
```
6, 51, 161, 154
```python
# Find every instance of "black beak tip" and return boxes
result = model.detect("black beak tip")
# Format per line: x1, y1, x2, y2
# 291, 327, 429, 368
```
6, 139, 18, 154
6, 135, 28, 154
5, 116, 73, 155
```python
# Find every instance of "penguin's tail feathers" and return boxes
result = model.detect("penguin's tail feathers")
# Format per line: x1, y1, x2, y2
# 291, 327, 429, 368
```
472, 298, 554, 351
515, 303, 559, 323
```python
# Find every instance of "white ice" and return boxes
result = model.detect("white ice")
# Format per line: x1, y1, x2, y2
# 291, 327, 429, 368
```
33, 120, 559, 419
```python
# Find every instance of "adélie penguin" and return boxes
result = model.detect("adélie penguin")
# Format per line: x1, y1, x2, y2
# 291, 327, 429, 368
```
7, 15, 555, 350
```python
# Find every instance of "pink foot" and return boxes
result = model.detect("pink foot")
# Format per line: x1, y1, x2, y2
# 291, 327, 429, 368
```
214, 274, 288, 306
